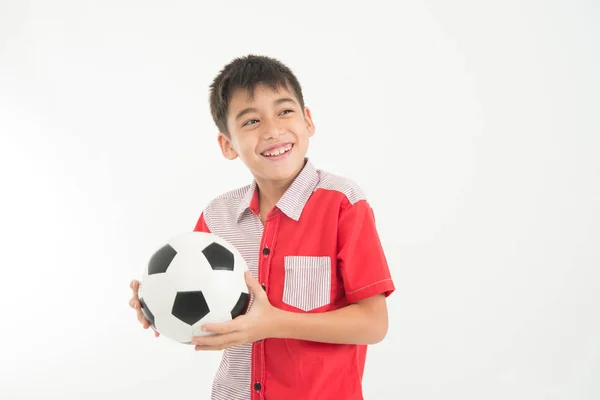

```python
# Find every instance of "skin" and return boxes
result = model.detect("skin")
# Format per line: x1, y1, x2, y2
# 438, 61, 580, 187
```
128, 84, 389, 349
217, 83, 316, 223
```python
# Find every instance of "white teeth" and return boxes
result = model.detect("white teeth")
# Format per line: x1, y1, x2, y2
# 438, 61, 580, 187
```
263, 144, 292, 157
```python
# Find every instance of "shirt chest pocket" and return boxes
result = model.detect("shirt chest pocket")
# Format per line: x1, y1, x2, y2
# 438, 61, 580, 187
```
282, 256, 332, 312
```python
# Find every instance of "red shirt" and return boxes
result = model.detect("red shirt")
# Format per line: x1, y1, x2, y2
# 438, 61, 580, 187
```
194, 159, 395, 400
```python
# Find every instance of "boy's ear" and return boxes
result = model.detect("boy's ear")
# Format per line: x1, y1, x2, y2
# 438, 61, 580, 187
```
304, 106, 316, 137
218, 133, 238, 160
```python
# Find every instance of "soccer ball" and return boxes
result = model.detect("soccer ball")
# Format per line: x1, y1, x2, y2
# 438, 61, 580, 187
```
138, 231, 250, 344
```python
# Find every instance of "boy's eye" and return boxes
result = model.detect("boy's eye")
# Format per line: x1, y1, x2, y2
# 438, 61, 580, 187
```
242, 110, 293, 127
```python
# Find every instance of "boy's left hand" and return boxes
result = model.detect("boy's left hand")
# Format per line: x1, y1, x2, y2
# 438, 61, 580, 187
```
192, 270, 281, 351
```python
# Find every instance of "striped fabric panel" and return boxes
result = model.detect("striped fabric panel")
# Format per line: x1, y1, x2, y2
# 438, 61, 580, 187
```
213, 184, 253, 201
275, 161, 320, 221
282, 256, 331, 312
313, 171, 367, 205
204, 192, 263, 400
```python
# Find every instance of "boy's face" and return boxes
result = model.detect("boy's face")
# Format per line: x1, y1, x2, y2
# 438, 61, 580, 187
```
218, 84, 315, 185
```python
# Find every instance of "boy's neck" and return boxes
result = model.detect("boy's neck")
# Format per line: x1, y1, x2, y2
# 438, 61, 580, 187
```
256, 176, 293, 210
256, 180, 288, 224
254, 160, 306, 218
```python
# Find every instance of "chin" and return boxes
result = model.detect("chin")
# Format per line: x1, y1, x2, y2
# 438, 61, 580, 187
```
267, 170, 296, 181
262, 164, 299, 181
253, 153, 306, 180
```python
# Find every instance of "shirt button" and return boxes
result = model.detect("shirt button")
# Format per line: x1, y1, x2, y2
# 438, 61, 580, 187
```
254, 382, 262, 391
262, 247, 270, 255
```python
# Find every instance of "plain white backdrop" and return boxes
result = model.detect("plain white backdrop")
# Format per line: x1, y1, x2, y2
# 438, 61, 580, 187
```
1, 1, 598, 399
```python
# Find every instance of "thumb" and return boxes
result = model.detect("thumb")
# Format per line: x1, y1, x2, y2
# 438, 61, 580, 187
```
245, 271, 264, 296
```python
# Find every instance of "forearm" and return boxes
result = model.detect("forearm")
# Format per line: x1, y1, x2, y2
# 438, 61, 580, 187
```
271, 301, 387, 345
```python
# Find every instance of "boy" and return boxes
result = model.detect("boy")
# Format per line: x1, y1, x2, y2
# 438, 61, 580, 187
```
129, 54, 395, 400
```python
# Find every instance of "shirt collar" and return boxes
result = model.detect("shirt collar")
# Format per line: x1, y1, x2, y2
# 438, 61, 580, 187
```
236, 158, 319, 222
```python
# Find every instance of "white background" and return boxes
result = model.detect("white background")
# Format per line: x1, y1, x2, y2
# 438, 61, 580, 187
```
1, 1, 598, 399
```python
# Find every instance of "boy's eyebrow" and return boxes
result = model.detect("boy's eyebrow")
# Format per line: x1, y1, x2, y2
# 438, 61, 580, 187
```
235, 97, 297, 122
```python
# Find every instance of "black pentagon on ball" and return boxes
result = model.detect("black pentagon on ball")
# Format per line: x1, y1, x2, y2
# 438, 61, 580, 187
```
202, 242, 235, 271
231, 292, 250, 319
139, 297, 156, 330
148, 244, 177, 275
172, 291, 210, 325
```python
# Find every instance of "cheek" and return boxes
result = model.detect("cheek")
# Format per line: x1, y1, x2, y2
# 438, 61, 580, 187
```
296, 134, 310, 147
234, 140, 257, 160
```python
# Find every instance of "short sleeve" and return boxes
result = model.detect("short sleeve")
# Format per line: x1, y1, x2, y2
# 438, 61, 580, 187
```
338, 199, 395, 303
193, 212, 211, 233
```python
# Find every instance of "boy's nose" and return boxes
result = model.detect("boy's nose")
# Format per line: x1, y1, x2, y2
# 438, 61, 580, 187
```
262, 123, 284, 140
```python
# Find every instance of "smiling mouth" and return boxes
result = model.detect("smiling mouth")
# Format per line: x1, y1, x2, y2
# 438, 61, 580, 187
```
261, 143, 294, 157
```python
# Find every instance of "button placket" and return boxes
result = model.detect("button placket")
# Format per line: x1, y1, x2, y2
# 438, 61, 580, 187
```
261, 247, 269, 291
254, 214, 275, 399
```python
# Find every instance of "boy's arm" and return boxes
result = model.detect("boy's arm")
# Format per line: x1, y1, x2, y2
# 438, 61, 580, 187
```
194, 200, 395, 349
272, 293, 389, 345
194, 272, 389, 348
275, 197, 395, 345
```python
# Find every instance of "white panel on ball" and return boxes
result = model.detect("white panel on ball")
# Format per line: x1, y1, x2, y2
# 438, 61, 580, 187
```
139, 274, 193, 343
139, 231, 250, 344
165, 245, 211, 292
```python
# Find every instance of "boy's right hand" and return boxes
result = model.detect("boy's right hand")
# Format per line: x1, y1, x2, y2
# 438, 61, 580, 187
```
129, 280, 160, 337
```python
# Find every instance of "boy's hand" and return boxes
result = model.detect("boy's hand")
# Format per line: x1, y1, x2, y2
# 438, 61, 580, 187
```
129, 280, 160, 337
192, 271, 281, 351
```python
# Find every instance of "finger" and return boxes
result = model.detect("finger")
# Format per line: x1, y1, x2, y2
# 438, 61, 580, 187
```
129, 298, 140, 309
132, 299, 142, 311
201, 319, 240, 335
194, 342, 236, 351
137, 313, 148, 327
132, 287, 139, 300
192, 332, 237, 346
130, 280, 139, 290
193, 334, 238, 349
244, 271, 263, 295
